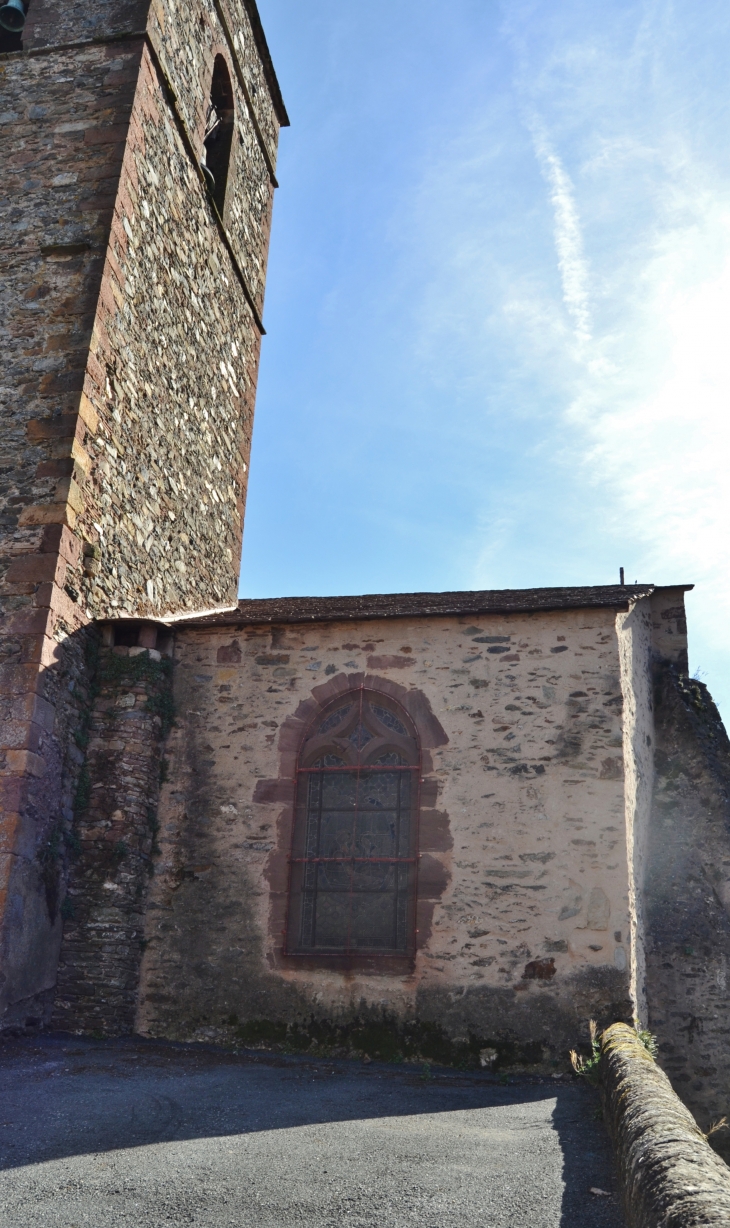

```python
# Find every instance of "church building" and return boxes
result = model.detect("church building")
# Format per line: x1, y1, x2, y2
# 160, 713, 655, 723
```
1, 0, 730, 1139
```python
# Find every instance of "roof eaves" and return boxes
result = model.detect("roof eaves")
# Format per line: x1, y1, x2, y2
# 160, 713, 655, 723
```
166, 583, 672, 630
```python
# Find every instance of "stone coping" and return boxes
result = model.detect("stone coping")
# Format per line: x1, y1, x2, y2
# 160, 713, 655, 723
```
243, 0, 290, 125
601, 1022, 730, 1227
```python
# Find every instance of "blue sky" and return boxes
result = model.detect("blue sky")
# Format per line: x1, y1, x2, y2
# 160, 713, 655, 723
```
242, 0, 730, 718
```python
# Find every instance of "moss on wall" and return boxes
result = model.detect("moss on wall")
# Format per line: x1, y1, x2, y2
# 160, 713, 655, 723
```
231, 1012, 545, 1072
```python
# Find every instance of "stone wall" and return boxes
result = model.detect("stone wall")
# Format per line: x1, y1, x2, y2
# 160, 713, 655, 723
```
39, 580, 730, 1117
0, 39, 143, 589
0, 28, 140, 1015
21, 0, 149, 51
74, 40, 269, 620
644, 663, 730, 1149
53, 634, 172, 1035
0, 612, 97, 1029
137, 600, 645, 1063
147, 0, 283, 316
221, 0, 284, 163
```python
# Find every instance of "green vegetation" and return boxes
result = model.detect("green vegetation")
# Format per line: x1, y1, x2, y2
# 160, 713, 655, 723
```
570, 1020, 602, 1083
97, 650, 176, 737
146, 682, 176, 738
637, 1027, 658, 1058
571, 1019, 659, 1083
99, 648, 172, 690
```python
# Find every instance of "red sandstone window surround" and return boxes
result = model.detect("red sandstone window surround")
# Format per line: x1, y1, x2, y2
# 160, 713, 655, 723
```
285, 688, 421, 957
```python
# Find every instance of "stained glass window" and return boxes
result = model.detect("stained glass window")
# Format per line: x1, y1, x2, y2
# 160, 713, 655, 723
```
287, 689, 420, 955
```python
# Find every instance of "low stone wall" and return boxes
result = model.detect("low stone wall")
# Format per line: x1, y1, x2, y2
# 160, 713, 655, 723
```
601, 1022, 730, 1227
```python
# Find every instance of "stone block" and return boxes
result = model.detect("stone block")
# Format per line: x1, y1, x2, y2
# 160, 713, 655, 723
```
0, 718, 44, 754
22, 634, 64, 669
77, 392, 99, 435
41, 522, 82, 566
53, 476, 85, 514
0, 777, 26, 815
36, 458, 76, 482
5, 749, 46, 777
0, 664, 46, 696
33, 583, 87, 630
0, 607, 52, 637
26, 413, 79, 442
4, 554, 63, 585
18, 503, 77, 529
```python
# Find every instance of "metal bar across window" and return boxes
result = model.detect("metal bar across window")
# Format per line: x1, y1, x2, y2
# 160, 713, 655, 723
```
289, 857, 417, 864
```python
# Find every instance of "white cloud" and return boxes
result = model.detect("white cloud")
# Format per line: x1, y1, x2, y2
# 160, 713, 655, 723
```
530, 122, 593, 348
571, 190, 730, 671
343, 0, 730, 712
407, 114, 730, 710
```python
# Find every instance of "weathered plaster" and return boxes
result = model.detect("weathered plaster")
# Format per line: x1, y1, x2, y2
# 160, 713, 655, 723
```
138, 604, 638, 1058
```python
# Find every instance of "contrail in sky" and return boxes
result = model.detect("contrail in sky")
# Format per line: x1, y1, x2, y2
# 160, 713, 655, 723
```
530, 123, 592, 347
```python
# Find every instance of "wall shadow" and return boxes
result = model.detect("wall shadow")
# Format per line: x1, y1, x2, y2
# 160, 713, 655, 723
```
551, 1088, 624, 1227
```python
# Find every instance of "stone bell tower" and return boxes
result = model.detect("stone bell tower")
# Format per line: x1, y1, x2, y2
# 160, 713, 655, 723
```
0, 0, 287, 1026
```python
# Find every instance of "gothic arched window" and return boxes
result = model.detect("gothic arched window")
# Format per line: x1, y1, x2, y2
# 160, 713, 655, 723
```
287, 689, 420, 956
202, 55, 235, 215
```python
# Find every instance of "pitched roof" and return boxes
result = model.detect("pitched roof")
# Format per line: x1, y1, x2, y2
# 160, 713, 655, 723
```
165, 583, 690, 628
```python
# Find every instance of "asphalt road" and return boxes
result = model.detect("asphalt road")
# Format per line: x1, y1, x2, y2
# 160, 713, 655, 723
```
0, 1035, 624, 1228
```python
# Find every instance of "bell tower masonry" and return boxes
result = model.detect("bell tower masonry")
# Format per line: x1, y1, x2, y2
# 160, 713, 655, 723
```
0, 0, 287, 1025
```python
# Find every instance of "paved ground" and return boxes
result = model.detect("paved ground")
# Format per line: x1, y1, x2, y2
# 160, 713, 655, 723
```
0, 1035, 624, 1227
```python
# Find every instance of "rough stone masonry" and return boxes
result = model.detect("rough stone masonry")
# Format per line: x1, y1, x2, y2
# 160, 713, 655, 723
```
3, 0, 730, 1166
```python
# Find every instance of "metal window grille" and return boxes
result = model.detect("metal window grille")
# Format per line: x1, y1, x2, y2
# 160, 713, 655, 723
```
286, 687, 420, 955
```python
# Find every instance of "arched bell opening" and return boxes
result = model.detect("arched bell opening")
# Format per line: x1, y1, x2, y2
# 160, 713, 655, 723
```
0, 0, 28, 51
202, 55, 235, 216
